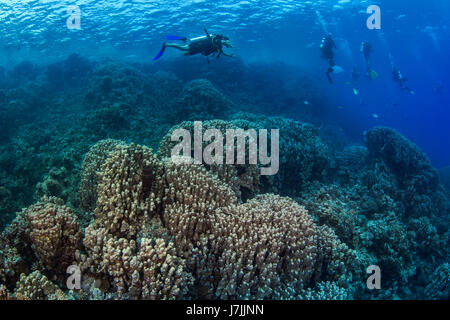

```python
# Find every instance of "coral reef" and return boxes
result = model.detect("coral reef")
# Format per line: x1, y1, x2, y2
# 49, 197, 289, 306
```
0, 58, 448, 300
168, 79, 236, 122
159, 120, 260, 201
424, 263, 449, 299
13, 271, 67, 300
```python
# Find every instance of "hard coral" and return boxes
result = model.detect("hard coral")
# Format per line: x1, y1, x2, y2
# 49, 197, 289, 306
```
79, 139, 125, 212
159, 120, 260, 201
21, 196, 81, 273
210, 194, 318, 299
94, 143, 165, 238
13, 271, 67, 300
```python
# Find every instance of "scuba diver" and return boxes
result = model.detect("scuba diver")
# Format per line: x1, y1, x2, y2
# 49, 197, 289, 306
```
153, 28, 234, 62
392, 67, 414, 94
320, 34, 338, 84
360, 41, 378, 80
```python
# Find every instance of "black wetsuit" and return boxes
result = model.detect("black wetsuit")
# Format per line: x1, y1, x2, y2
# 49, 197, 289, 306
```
362, 42, 373, 72
188, 36, 220, 56
321, 36, 336, 84
321, 37, 336, 67
392, 68, 412, 92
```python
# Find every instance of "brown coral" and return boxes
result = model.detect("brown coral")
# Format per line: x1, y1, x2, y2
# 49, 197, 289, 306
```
94, 143, 165, 238
139, 238, 193, 300
22, 196, 81, 273
210, 194, 318, 299
13, 271, 67, 300
0, 284, 12, 300
159, 120, 260, 200
313, 225, 358, 287
81, 227, 193, 299
162, 161, 238, 256
79, 139, 125, 212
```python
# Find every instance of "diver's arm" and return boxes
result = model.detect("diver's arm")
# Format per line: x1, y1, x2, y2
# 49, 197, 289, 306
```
220, 50, 234, 57
223, 41, 234, 48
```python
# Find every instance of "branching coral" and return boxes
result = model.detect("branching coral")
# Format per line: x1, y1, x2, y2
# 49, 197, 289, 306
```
81, 226, 193, 299
365, 127, 438, 185
138, 238, 193, 300
79, 143, 194, 299
230, 113, 331, 195
0, 236, 27, 286
0, 284, 12, 300
209, 194, 318, 299
13, 271, 67, 300
298, 281, 350, 300
159, 120, 260, 201
161, 161, 238, 295
424, 263, 449, 299
21, 196, 81, 273
79, 139, 125, 213
94, 143, 165, 238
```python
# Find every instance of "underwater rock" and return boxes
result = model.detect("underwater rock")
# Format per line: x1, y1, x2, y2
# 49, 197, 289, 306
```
0, 58, 448, 300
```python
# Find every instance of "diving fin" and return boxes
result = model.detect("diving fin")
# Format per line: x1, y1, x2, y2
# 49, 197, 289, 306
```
332, 65, 344, 74
153, 43, 166, 61
165, 35, 187, 41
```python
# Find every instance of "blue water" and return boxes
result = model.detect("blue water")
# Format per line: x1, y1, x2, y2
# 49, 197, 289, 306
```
1, 0, 449, 167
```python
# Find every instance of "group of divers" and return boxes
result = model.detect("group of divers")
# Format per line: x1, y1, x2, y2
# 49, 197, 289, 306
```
153, 28, 413, 93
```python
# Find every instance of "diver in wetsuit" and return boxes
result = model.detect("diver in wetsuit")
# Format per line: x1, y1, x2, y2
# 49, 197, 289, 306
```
320, 34, 337, 84
153, 28, 234, 61
392, 67, 414, 93
392, 67, 415, 94
360, 41, 373, 73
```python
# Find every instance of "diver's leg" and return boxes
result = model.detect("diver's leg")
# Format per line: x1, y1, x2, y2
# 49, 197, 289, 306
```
366, 58, 371, 72
165, 43, 189, 52
326, 67, 334, 84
